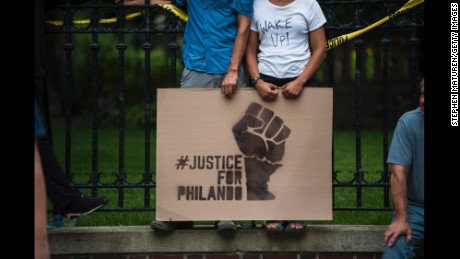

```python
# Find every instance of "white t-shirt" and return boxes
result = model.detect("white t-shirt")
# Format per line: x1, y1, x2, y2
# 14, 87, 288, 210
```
250, 0, 327, 78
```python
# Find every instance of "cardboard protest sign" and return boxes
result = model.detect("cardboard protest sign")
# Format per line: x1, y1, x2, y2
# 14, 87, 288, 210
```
156, 88, 332, 220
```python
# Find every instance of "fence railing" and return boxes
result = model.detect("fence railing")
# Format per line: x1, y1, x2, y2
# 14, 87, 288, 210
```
43, 0, 424, 214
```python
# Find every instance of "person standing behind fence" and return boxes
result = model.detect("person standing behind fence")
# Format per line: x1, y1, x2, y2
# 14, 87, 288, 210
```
245, 0, 326, 231
36, 0, 109, 221
245, 0, 326, 102
382, 78, 424, 259
121, 0, 253, 231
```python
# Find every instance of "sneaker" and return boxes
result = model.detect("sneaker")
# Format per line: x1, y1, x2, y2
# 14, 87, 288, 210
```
217, 221, 236, 232
150, 220, 193, 231
60, 195, 109, 219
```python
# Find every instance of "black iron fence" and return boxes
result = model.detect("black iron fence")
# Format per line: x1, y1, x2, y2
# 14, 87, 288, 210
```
43, 0, 424, 214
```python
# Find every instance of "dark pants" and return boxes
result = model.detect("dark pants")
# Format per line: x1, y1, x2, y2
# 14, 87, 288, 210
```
35, 77, 81, 211
259, 73, 317, 87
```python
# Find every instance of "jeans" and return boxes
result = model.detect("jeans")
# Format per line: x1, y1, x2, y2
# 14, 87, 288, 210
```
382, 201, 424, 259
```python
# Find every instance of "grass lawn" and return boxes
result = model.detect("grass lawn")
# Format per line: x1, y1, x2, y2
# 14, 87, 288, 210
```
49, 128, 393, 226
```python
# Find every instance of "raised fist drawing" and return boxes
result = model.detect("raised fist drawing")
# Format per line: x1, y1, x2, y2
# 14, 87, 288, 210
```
232, 102, 291, 200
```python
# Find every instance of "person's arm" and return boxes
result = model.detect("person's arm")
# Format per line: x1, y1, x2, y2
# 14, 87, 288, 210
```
281, 26, 326, 98
35, 142, 50, 259
245, 31, 278, 101
221, 14, 251, 97
245, 30, 259, 80
118, 0, 170, 5
383, 164, 412, 247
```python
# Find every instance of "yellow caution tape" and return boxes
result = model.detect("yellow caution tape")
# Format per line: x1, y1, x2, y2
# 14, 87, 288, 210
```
160, 4, 188, 22
45, 4, 188, 26
326, 0, 424, 51
45, 0, 422, 52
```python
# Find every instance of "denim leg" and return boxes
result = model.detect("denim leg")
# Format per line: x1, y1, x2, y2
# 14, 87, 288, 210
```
383, 201, 424, 259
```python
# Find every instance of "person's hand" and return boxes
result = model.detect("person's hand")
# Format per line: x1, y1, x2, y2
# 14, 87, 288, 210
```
383, 219, 412, 247
255, 81, 279, 101
281, 79, 303, 98
221, 70, 238, 97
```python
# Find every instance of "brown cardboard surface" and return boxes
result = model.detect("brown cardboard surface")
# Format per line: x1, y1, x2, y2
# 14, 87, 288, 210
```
156, 88, 333, 221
